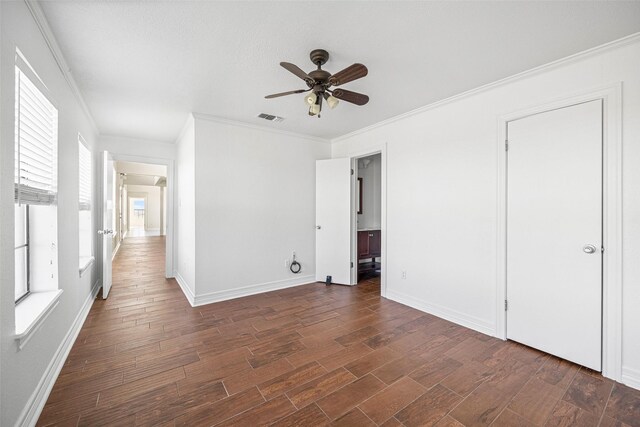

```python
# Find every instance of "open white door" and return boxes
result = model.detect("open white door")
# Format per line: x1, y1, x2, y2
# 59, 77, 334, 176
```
507, 100, 602, 370
99, 151, 115, 298
316, 158, 352, 285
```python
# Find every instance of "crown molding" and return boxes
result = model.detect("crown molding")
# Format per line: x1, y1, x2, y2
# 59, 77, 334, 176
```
332, 31, 640, 144
192, 112, 331, 144
174, 113, 195, 144
24, 0, 99, 137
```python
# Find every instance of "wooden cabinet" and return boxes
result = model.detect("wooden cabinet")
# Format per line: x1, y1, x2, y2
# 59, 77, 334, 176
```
358, 230, 381, 281
358, 230, 370, 257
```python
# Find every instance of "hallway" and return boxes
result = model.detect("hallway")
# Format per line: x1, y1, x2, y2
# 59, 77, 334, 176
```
37, 238, 640, 426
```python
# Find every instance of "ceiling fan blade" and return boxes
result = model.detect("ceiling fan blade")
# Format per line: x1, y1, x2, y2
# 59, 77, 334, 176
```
329, 63, 368, 86
331, 88, 369, 106
280, 62, 313, 82
265, 89, 309, 99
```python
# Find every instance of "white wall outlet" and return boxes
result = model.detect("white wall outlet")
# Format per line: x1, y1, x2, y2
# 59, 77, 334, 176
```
401, 271, 407, 279
285, 258, 290, 268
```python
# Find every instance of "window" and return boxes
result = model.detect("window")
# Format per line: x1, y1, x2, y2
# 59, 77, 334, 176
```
14, 61, 58, 304
79, 136, 93, 274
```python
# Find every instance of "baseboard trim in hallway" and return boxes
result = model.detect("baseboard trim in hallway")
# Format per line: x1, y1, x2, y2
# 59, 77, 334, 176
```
173, 270, 195, 306
192, 274, 316, 307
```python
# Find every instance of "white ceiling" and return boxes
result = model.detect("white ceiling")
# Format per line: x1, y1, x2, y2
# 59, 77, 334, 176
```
40, 1, 640, 142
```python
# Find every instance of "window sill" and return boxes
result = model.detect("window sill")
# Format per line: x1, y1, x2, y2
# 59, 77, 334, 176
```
79, 256, 95, 277
15, 289, 63, 350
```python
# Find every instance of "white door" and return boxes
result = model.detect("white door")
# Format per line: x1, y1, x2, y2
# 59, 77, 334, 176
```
100, 151, 115, 298
507, 100, 602, 370
316, 158, 352, 285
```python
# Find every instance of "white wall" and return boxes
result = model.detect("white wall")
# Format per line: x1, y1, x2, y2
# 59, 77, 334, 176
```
357, 154, 381, 230
115, 160, 168, 177
175, 116, 196, 299
191, 116, 331, 304
0, 2, 100, 425
332, 38, 640, 388
99, 135, 176, 161
127, 184, 162, 230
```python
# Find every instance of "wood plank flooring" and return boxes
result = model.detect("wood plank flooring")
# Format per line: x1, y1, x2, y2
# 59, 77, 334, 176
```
38, 236, 640, 426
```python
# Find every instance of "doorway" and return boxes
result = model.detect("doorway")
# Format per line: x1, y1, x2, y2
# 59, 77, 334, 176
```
314, 146, 387, 294
128, 196, 147, 236
505, 100, 603, 371
354, 153, 382, 287
100, 153, 174, 301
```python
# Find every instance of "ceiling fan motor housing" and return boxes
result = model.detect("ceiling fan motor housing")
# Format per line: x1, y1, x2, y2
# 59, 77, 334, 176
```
310, 49, 330, 66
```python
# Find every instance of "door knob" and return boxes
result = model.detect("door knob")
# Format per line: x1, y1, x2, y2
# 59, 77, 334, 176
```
316, 225, 321, 230
583, 244, 597, 254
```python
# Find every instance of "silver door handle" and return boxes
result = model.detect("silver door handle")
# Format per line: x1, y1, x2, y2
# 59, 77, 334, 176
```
583, 244, 597, 254
98, 229, 114, 235
316, 225, 321, 230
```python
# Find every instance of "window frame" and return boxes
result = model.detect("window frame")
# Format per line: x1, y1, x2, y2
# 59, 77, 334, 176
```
15, 205, 31, 304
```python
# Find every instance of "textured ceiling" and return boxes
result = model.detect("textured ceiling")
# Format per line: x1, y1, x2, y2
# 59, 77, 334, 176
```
40, 1, 640, 142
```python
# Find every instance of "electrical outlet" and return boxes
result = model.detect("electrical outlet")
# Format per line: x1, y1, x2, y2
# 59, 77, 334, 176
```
285, 258, 290, 268
401, 271, 407, 279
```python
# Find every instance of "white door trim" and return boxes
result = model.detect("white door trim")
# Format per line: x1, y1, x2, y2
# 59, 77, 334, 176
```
496, 83, 622, 381
106, 154, 175, 279
347, 144, 388, 297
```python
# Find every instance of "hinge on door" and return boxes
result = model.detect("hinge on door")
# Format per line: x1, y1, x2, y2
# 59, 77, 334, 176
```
351, 169, 354, 175
505, 300, 508, 311
601, 246, 605, 253
351, 262, 354, 268
505, 140, 509, 151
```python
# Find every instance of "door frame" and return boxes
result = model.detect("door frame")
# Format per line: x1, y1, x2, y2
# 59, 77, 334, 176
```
102, 154, 175, 278
347, 144, 388, 297
496, 83, 622, 381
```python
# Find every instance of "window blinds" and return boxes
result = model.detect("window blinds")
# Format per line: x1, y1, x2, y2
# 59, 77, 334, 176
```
14, 65, 58, 206
78, 137, 92, 211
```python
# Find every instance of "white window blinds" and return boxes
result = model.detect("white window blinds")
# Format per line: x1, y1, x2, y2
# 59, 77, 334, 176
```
14, 65, 58, 206
78, 136, 92, 211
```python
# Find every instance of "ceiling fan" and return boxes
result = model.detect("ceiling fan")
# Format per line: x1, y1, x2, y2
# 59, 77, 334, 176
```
265, 49, 369, 117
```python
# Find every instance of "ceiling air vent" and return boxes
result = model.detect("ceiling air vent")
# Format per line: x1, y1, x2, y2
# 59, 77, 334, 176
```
257, 113, 284, 123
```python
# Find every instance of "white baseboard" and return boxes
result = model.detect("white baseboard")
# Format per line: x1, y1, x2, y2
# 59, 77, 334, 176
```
173, 270, 195, 306
193, 275, 315, 307
622, 367, 640, 391
386, 289, 495, 337
16, 279, 101, 427
112, 239, 121, 261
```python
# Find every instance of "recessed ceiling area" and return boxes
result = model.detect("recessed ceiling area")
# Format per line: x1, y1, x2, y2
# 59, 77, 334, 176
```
40, 1, 640, 142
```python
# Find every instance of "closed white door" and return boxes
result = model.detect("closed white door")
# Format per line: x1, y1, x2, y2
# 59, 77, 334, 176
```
100, 151, 115, 298
316, 158, 352, 285
507, 100, 602, 371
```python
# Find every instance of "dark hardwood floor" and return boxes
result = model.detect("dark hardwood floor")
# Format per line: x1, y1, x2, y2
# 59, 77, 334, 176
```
38, 236, 640, 426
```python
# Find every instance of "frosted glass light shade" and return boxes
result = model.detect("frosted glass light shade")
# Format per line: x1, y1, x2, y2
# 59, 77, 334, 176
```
326, 95, 339, 109
304, 92, 317, 106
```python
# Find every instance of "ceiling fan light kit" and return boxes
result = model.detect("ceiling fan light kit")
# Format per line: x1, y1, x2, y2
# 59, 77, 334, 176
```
266, 49, 369, 118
